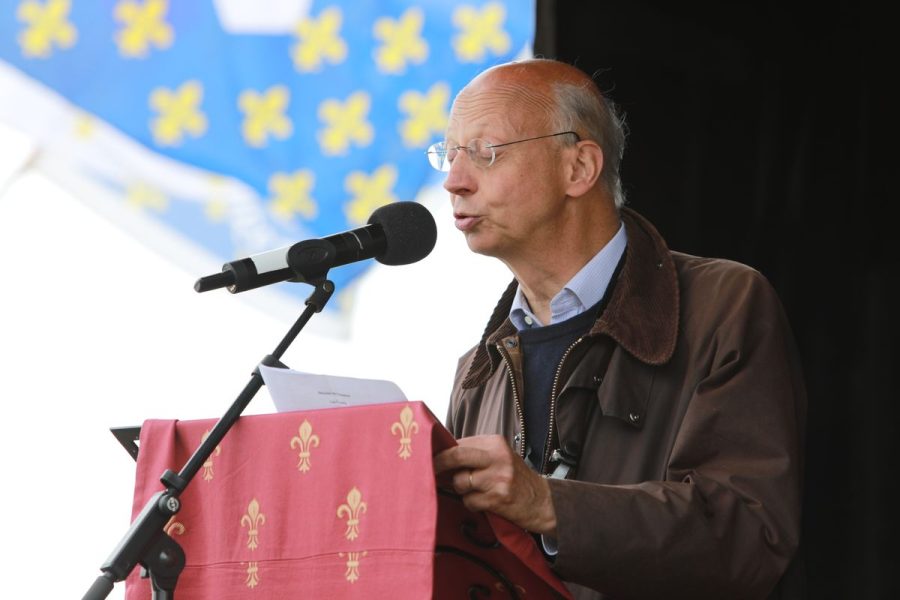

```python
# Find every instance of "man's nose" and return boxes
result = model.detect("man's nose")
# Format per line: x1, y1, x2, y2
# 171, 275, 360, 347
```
443, 150, 476, 197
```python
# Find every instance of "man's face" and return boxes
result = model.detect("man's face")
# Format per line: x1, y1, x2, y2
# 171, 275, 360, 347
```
442, 75, 571, 263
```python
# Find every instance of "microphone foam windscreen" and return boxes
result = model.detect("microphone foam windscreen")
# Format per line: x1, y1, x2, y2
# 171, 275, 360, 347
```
368, 201, 438, 266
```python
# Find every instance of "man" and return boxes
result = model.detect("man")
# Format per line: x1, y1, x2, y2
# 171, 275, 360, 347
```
430, 59, 806, 599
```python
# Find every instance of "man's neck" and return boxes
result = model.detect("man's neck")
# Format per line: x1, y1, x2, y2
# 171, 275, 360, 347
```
506, 215, 621, 326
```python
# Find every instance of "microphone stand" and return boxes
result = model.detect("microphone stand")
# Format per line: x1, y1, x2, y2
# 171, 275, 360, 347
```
82, 263, 336, 600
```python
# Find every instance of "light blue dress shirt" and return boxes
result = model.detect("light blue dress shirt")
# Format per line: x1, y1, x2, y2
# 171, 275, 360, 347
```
509, 223, 627, 330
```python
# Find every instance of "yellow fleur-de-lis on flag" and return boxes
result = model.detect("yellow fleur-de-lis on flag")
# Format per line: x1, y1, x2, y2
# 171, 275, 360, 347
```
125, 182, 168, 212
239, 85, 293, 148
452, 2, 511, 63
372, 7, 428, 74
113, 0, 173, 58
291, 7, 347, 72
16, 0, 78, 58
398, 82, 450, 148
73, 113, 97, 139
149, 80, 207, 146
344, 165, 398, 226
268, 170, 317, 221
317, 92, 374, 156
204, 176, 230, 222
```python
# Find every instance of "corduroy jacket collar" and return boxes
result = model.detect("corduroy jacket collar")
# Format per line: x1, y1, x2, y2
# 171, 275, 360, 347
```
461, 208, 680, 389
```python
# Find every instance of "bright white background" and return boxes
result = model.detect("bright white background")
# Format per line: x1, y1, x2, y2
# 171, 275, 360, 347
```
0, 122, 510, 598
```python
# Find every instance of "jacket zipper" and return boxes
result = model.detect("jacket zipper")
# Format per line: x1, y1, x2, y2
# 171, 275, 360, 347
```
496, 342, 527, 459
540, 336, 586, 473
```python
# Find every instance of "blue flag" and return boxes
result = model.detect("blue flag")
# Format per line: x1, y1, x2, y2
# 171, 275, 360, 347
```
0, 0, 534, 318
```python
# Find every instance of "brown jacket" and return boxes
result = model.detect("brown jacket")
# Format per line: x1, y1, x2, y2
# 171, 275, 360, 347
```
447, 208, 806, 599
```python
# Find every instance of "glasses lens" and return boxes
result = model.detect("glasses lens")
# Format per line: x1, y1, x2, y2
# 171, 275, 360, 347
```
426, 142, 450, 172
469, 139, 495, 168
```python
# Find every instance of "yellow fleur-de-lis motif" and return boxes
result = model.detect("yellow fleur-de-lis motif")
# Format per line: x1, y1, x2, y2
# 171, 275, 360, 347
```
343, 164, 398, 226
164, 516, 185, 537
125, 182, 168, 212
268, 169, 317, 221
204, 198, 228, 222
200, 429, 222, 482
391, 405, 420, 460
398, 82, 450, 148
245, 562, 259, 588
290, 419, 320, 473
73, 113, 97, 139
338, 551, 367, 583
291, 7, 347, 72
372, 7, 428, 74
113, 0, 173, 59
149, 80, 207, 147
204, 176, 230, 222
452, 2, 511, 63
16, 0, 77, 58
239, 85, 293, 148
317, 91, 374, 156
240, 498, 266, 550
336, 487, 367, 541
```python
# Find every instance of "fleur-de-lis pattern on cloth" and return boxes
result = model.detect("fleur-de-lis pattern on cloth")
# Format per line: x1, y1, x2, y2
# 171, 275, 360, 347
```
164, 516, 185, 537
245, 561, 260, 589
241, 498, 266, 550
339, 551, 367, 583
1, 1, 532, 310
290, 419, 320, 473
337, 486, 368, 541
122, 403, 573, 598
391, 405, 420, 459
200, 429, 222, 482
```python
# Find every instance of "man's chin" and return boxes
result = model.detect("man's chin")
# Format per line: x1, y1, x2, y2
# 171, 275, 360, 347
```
463, 231, 493, 256
464, 235, 502, 259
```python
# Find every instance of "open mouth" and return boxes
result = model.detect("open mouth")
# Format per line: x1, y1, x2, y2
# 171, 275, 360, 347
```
453, 212, 481, 231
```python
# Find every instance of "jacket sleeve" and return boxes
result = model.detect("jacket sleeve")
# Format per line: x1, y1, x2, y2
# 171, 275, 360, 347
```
548, 269, 806, 599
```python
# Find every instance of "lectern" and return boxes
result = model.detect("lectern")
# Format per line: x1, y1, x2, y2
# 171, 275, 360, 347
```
123, 401, 572, 599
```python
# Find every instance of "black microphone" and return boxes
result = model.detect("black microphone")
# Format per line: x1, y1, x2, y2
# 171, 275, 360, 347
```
194, 201, 437, 293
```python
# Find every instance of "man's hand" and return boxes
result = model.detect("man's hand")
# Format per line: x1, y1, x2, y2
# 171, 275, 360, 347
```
433, 434, 557, 536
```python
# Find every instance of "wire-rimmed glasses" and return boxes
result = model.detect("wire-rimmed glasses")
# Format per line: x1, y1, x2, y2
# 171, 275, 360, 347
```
425, 131, 579, 172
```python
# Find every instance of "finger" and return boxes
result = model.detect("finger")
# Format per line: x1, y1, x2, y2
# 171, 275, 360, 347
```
450, 468, 474, 494
432, 447, 461, 475
455, 434, 508, 451
433, 445, 492, 474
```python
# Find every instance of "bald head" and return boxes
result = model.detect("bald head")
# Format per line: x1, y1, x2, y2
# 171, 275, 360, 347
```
455, 59, 627, 208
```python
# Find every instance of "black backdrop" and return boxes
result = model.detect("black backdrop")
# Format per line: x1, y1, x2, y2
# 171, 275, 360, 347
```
535, 1, 897, 597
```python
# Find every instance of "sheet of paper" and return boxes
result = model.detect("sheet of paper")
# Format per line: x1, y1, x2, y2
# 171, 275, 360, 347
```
259, 364, 407, 412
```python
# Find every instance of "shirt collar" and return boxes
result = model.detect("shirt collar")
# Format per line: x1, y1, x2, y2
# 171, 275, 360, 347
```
510, 223, 627, 330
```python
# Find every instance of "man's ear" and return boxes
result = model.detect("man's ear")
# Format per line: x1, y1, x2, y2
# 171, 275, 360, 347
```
565, 141, 603, 198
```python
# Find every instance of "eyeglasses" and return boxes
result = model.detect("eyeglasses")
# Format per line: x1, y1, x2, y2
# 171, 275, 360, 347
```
425, 131, 580, 172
